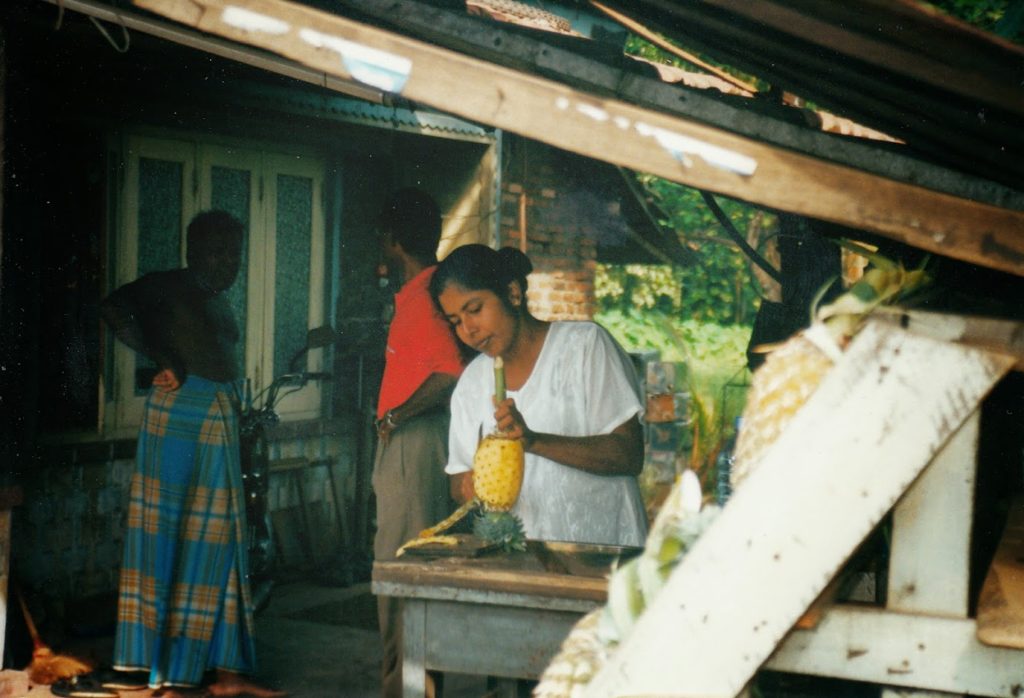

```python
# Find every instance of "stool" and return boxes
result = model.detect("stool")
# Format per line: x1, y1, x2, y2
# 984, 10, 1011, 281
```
269, 457, 315, 567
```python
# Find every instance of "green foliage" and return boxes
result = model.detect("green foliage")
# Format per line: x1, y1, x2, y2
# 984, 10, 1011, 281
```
594, 173, 763, 476
623, 35, 765, 90
595, 176, 765, 325
928, 0, 1016, 36
597, 308, 752, 477
597, 308, 750, 400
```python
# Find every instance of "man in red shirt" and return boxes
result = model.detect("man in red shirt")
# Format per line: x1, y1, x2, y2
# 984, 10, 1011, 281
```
372, 188, 465, 698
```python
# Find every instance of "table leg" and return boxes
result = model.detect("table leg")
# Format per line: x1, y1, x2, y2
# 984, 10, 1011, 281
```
403, 599, 428, 698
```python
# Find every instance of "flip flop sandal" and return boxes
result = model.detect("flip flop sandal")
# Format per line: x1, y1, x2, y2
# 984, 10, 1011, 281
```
93, 667, 150, 690
50, 674, 120, 698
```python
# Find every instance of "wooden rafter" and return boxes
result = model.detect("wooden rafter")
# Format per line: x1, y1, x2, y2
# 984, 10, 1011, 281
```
133, 0, 1024, 276
348, 0, 1018, 210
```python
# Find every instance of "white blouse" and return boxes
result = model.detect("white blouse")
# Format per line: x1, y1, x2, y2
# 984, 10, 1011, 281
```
446, 321, 648, 546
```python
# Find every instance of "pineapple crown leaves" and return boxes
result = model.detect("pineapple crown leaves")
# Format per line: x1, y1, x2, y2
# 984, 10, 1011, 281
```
814, 241, 931, 345
598, 470, 720, 646
472, 509, 527, 552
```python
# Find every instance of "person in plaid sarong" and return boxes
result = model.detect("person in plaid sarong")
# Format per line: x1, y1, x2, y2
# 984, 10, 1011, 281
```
102, 211, 283, 698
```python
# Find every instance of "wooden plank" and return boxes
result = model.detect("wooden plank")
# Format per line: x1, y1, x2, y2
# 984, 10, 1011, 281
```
372, 558, 609, 606
887, 411, 979, 617
766, 606, 1024, 697
38, 0, 388, 103
132, 0, 1024, 276
373, 542, 635, 605
583, 322, 1013, 698
631, 1, 1024, 184
976, 496, 1024, 649
877, 310, 1024, 371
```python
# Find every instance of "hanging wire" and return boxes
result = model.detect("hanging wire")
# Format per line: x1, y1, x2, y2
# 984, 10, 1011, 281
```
89, 13, 130, 54
701, 190, 782, 284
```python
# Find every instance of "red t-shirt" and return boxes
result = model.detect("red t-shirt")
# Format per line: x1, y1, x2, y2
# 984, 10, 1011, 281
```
377, 266, 464, 418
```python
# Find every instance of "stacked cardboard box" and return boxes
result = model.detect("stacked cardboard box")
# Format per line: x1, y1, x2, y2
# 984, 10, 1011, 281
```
641, 360, 692, 484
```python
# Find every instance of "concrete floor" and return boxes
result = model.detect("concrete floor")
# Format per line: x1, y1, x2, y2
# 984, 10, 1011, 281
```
1, 579, 490, 698
0, 577, 885, 698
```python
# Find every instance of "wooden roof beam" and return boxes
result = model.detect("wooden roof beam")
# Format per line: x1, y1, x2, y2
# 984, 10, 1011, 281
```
133, 0, 1024, 276
349, 0, 1022, 209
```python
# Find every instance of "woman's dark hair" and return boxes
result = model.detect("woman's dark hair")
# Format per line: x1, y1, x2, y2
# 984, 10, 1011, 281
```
429, 244, 533, 311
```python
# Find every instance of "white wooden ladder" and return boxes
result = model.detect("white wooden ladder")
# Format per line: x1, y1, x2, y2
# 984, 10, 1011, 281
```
584, 318, 1021, 698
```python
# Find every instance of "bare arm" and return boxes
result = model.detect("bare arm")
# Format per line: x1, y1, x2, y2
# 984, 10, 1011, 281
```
450, 470, 474, 504
100, 279, 183, 383
377, 372, 459, 443
494, 398, 644, 476
100, 292, 148, 357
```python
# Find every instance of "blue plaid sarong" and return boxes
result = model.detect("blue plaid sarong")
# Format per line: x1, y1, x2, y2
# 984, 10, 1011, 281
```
113, 376, 257, 689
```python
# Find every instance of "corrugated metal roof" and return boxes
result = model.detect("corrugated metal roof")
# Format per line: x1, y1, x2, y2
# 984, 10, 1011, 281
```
230, 82, 494, 141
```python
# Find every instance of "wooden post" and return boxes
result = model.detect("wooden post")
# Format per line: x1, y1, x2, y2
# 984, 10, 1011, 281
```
887, 411, 979, 618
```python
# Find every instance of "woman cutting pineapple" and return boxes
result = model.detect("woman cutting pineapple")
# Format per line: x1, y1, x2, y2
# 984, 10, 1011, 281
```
429, 245, 648, 547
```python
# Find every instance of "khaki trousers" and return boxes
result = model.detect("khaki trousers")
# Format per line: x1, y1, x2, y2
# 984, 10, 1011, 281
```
373, 410, 452, 698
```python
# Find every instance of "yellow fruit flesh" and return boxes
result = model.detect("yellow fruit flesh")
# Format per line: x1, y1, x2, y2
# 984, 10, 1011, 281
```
473, 434, 525, 511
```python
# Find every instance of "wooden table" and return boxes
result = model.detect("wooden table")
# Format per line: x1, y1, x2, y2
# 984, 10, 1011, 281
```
371, 539, 639, 698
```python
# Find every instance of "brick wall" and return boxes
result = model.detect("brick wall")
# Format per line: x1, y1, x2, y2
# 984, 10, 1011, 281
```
500, 141, 600, 321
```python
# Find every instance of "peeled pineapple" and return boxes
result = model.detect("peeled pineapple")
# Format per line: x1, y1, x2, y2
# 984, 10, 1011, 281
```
397, 357, 527, 555
473, 433, 525, 510
469, 357, 527, 550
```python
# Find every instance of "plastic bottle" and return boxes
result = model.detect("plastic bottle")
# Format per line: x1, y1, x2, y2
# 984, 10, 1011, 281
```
715, 416, 742, 505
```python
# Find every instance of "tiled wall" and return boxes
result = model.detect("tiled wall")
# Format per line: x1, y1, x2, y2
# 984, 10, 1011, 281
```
12, 428, 357, 605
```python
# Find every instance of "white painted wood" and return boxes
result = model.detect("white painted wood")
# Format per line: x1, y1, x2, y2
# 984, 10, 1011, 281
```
887, 411, 979, 617
403, 599, 428, 698
881, 689, 960, 697
766, 606, 1023, 697
584, 322, 1013, 698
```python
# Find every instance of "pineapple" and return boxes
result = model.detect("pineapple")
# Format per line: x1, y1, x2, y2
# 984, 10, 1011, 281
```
732, 248, 928, 488
535, 470, 718, 698
470, 357, 527, 550
472, 433, 525, 510
397, 357, 527, 555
